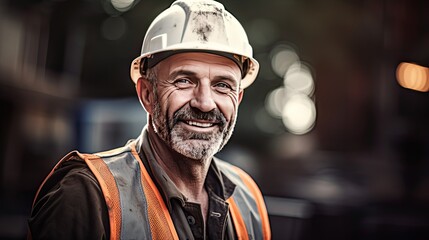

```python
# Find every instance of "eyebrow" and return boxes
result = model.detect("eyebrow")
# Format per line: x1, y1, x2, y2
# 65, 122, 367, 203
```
169, 69, 198, 80
169, 69, 240, 84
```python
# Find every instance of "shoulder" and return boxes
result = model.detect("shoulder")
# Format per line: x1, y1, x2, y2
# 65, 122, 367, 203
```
30, 156, 103, 215
36, 155, 101, 202
29, 154, 110, 239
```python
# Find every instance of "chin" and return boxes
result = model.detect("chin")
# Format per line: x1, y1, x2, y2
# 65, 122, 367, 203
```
171, 138, 222, 161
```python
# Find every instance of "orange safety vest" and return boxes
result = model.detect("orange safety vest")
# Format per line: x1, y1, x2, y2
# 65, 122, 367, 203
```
33, 141, 271, 240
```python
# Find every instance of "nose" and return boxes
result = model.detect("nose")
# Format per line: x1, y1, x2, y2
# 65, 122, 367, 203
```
190, 81, 216, 112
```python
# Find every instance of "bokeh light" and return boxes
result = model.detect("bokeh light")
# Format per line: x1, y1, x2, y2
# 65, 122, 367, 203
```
284, 62, 315, 96
282, 94, 316, 135
270, 44, 299, 78
265, 43, 317, 135
265, 87, 286, 118
396, 62, 429, 92
111, 0, 136, 12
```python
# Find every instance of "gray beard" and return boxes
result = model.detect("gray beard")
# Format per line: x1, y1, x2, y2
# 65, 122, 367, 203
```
151, 101, 237, 161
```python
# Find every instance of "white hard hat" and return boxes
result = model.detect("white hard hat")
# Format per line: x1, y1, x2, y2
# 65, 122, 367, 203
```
130, 0, 259, 88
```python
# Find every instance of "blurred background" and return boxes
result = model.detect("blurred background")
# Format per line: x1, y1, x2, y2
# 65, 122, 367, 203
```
1, 0, 429, 239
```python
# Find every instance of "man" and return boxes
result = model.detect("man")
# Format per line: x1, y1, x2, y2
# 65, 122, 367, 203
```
28, 0, 271, 239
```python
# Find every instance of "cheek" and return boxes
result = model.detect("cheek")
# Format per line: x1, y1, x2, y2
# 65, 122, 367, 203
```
215, 94, 239, 121
161, 90, 192, 117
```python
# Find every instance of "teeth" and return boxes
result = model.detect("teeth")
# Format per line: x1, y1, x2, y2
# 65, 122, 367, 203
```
186, 121, 214, 128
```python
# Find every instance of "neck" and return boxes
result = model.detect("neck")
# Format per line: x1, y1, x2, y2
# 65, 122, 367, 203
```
147, 120, 211, 203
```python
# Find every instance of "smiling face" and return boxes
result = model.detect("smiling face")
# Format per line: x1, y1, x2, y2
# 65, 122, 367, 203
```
145, 52, 243, 161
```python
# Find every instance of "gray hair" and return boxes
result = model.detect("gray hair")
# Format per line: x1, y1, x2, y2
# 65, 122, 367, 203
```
145, 64, 159, 93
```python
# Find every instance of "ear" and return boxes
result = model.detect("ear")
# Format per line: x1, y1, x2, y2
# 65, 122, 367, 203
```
136, 77, 154, 114
237, 89, 244, 105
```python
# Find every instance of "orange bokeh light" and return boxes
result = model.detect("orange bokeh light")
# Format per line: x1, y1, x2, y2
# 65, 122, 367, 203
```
396, 62, 429, 92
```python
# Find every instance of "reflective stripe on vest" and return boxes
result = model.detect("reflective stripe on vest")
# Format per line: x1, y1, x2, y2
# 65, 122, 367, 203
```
83, 144, 179, 240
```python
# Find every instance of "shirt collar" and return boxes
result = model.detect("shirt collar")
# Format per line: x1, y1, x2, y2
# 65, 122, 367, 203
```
206, 158, 236, 200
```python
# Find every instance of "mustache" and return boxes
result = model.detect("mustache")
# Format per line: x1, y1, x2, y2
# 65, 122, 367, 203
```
172, 105, 227, 127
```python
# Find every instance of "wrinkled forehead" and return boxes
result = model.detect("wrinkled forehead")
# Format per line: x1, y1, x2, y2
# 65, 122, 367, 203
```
158, 52, 242, 78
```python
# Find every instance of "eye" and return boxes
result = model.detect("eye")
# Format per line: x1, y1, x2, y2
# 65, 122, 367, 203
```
174, 78, 193, 88
214, 82, 233, 93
